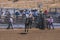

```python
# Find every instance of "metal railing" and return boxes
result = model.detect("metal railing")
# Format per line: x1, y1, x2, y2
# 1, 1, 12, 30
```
0, 15, 26, 24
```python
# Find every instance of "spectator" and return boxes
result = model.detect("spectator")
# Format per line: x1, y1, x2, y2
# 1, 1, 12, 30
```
44, 10, 48, 15
5, 11, 11, 18
15, 11, 20, 20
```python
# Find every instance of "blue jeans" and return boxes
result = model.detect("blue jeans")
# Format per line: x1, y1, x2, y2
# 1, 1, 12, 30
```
48, 22, 54, 29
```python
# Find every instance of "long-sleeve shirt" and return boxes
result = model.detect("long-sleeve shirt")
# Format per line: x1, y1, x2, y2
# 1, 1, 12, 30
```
46, 18, 53, 23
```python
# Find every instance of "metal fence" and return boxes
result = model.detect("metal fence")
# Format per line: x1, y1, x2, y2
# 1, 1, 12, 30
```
0, 8, 60, 24
0, 8, 26, 24
49, 8, 60, 23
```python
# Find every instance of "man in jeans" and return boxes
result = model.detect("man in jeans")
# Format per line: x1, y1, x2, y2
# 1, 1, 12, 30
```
7, 17, 13, 29
25, 14, 29, 32
47, 16, 54, 29
28, 14, 33, 29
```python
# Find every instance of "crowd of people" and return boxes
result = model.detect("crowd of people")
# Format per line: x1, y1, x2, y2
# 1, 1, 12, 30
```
0, 9, 54, 32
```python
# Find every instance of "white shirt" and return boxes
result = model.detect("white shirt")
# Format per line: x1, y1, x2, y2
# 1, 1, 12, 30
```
50, 18, 53, 22
26, 14, 29, 18
10, 18, 13, 23
47, 18, 53, 23
2, 12, 5, 16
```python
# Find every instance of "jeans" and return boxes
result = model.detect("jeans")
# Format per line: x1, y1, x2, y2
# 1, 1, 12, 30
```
48, 22, 54, 29
7, 22, 13, 29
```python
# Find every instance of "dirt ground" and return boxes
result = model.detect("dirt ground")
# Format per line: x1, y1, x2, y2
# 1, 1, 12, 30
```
0, 28, 60, 40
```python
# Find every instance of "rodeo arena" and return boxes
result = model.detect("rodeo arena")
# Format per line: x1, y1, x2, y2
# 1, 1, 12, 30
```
0, 0, 60, 40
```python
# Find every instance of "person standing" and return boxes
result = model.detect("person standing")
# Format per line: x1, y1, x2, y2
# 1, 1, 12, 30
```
29, 13, 33, 29
49, 16, 54, 29
47, 16, 54, 29
25, 17, 29, 32
25, 13, 30, 32
15, 11, 20, 21
36, 11, 45, 30
7, 17, 13, 29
